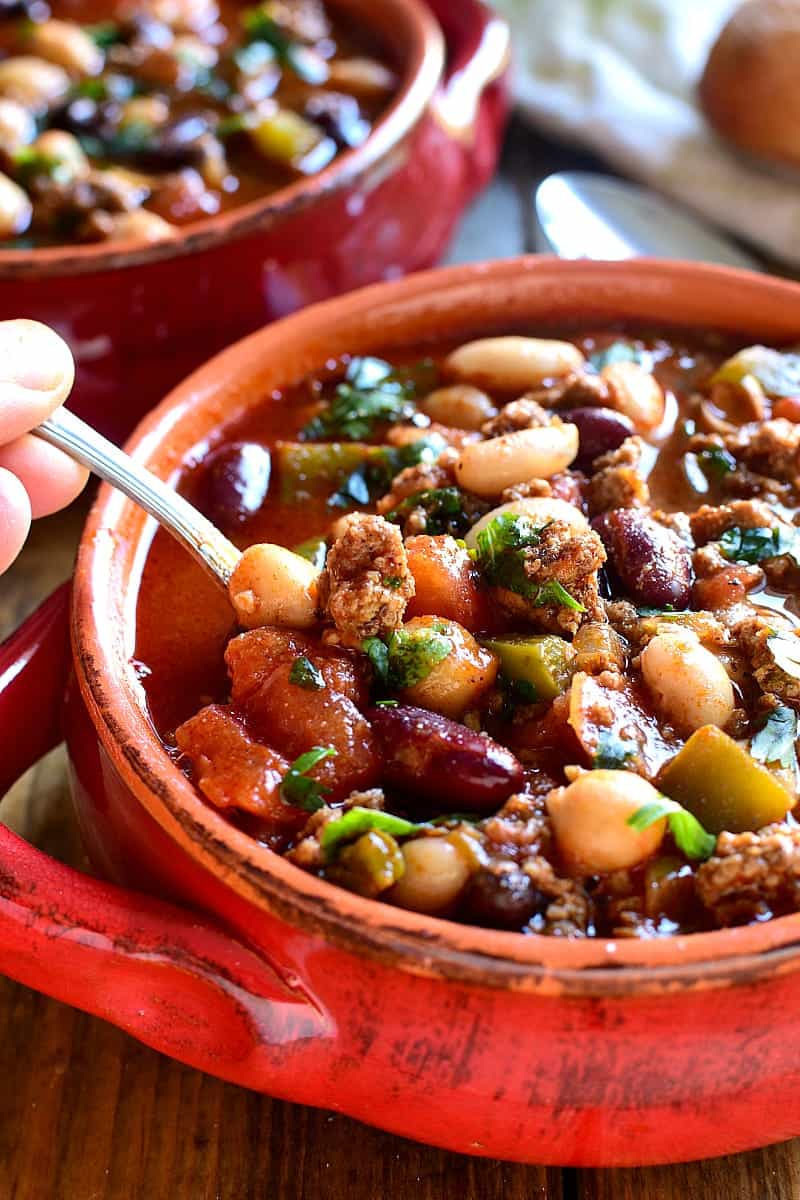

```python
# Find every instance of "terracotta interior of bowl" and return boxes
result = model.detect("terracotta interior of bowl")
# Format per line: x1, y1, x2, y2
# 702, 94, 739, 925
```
0, 0, 444, 276
74, 258, 800, 981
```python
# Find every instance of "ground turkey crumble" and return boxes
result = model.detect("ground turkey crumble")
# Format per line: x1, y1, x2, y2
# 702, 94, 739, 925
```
318, 513, 415, 648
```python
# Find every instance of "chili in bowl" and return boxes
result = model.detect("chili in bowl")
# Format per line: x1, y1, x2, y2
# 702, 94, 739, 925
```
7, 259, 800, 1166
146, 293, 800, 938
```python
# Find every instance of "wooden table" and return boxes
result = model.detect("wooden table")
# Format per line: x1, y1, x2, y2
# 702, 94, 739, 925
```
2, 124, 797, 1199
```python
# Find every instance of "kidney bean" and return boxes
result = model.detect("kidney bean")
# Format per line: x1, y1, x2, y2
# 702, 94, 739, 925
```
592, 508, 693, 609
198, 442, 271, 533
304, 92, 368, 148
561, 405, 634, 471
367, 705, 523, 814
460, 868, 545, 929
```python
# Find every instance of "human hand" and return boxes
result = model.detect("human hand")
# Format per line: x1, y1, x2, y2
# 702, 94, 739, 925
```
0, 319, 88, 574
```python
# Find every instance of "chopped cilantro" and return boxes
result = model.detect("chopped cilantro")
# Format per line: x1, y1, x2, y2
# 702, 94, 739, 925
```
374, 698, 399, 708
385, 485, 481, 538
327, 435, 446, 510
497, 673, 539, 718
84, 21, 124, 48
593, 729, 636, 769
293, 535, 328, 570
751, 705, 798, 770
720, 524, 800, 568
362, 637, 390, 686
301, 357, 437, 442
383, 576, 403, 589
589, 341, 644, 372
289, 655, 325, 691
473, 514, 584, 611
12, 147, 63, 184
628, 797, 716, 861
241, 7, 328, 83
362, 623, 453, 691
280, 746, 337, 812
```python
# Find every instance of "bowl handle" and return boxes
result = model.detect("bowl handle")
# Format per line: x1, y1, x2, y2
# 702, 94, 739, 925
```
429, 0, 511, 188
0, 588, 327, 1080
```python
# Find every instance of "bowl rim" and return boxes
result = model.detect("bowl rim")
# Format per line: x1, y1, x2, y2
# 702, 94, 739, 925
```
0, 0, 444, 280
73, 255, 800, 994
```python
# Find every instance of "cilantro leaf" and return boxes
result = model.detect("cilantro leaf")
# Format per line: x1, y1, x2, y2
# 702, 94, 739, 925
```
751, 705, 798, 770
385, 485, 482, 538
593, 729, 636, 769
280, 747, 337, 812
241, 6, 328, 83
328, 435, 446, 510
293, 535, 328, 570
627, 797, 716, 861
301, 358, 437, 442
289, 655, 325, 691
362, 624, 454, 691
473, 514, 585, 612
362, 637, 390, 686
720, 524, 800, 568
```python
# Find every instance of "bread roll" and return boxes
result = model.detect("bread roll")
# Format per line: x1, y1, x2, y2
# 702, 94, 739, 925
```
699, 0, 800, 169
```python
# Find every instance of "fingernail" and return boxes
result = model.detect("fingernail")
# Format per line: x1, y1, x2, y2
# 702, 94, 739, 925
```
0, 319, 72, 393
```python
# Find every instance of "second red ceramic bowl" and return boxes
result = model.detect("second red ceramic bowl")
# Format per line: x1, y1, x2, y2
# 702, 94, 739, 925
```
1, 0, 508, 441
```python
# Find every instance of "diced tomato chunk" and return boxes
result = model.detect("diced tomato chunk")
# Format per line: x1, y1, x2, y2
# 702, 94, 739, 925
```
405, 535, 496, 631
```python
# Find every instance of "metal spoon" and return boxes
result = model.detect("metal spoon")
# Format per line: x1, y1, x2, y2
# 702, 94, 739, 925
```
534, 171, 762, 269
34, 406, 241, 588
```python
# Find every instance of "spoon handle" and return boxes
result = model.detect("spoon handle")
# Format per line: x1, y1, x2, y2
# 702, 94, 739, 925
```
35, 407, 241, 589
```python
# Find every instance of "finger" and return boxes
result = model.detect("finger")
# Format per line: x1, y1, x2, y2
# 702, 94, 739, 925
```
0, 434, 89, 518
0, 465, 31, 573
0, 319, 75, 444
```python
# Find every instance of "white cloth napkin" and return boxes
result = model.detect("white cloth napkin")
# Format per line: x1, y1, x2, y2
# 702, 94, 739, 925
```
491, 0, 800, 267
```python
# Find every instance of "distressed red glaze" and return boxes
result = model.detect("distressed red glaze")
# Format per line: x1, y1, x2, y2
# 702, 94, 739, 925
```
6, 261, 800, 1166
0, 0, 509, 443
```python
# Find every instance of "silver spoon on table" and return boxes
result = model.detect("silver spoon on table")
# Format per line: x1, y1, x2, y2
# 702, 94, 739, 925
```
534, 171, 762, 268
34, 405, 241, 588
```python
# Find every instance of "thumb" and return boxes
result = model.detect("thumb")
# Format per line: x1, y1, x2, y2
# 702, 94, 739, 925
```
0, 319, 75, 445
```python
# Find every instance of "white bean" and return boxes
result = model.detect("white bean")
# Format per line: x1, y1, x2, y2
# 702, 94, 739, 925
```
445, 337, 585, 392
546, 770, 666, 875
119, 96, 170, 130
33, 130, 89, 178
102, 210, 178, 243
420, 385, 497, 431
28, 21, 104, 77
601, 361, 665, 432
388, 836, 472, 913
0, 56, 70, 113
0, 99, 35, 155
327, 57, 395, 97
398, 616, 499, 718
465, 496, 588, 549
0, 171, 31, 236
229, 543, 320, 630
640, 628, 735, 734
149, 0, 219, 32
455, 423, 579, 498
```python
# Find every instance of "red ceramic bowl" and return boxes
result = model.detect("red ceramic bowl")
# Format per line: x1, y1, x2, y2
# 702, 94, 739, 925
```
0, 0, 508, 443
5, 259, 800, 1167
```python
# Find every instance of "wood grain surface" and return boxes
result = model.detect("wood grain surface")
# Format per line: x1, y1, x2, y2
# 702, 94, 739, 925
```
1, 125, 797, 1199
